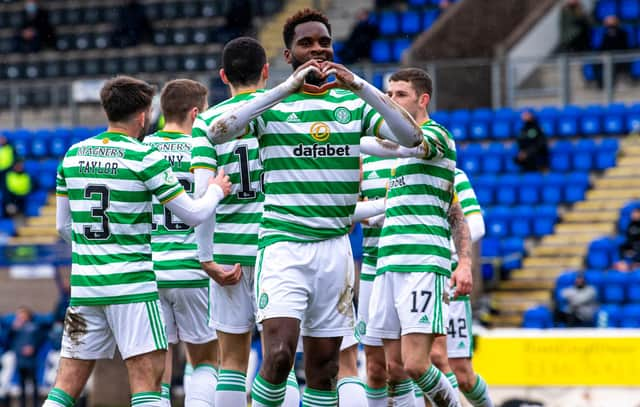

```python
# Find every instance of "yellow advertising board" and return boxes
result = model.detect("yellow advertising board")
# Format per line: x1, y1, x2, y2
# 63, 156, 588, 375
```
473, 329, 640, 386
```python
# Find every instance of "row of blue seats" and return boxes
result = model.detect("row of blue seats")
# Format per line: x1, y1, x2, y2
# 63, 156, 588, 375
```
582, 61, 640, 83
471, 172, 590, 207
522, 303, 640, 328
590, 24, 640, 49
481, 236, 525, 271
587, 235, 625, 269
556, 270, 640, 306
373, 9, 441, 37
459, 138, 619, 175
3, 126, 105, 159
595, 0, 640, 22
484, 205, 559, 238
370, 38, 414, 64
436, 105, 640, 141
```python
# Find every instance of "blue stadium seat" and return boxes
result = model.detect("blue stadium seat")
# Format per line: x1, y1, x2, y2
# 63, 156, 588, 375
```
627, 103, 640, 133
621, 304, 640, 328
620, 0, 640, 20
371, 39, 392, 63
619, 200, 640, 233
603, 271, 628, 304
518, 173, 543, 205
550, 140, 572, 172
522, 306, 553, 329
482, 143, 504, 173
481, 236, 501, 257
595, 304, 623, 327
537, 106, 559, 136
501, 236, 525, 271
595, 138, 619, 170
449, 109, 470, 141
422, 9, 440, 30
632, 60, 640, 80
627, 271, 640, 303
9, 129, 32, 158
458, 143, 483, 175
573, 139, 596, 171
23, 160, 40, 180
470, 108, 492, 140
541, 173, 564, 204
564, 171, 589, 203
503, 143, 520, 172
583, 63, 597, 82
39, 159, 59, 190
408, 0, 428, 6
557, 105, 580, 137
400, 11, 421, 35
604, 103, 627, 134
392, 38, 412, 62
496, 175, 519, 206
378, 11, 400, 36
486, 206, 511, 238
580, 105, 603, 136
587, 237, 617, 270
0, 219, 16, 236
595, 0, 617, 22
431, 111, 449, 128
554, 270, 578, 310
472, 175, 494, 206
510, 208, 532, 237
533, 204, 557, 236
492, 108, 516, 139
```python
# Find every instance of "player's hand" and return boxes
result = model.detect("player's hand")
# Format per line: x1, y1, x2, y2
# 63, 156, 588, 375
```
320, 61, 357, 90
210, 168, 231, 197
286, 60, 324, 92
450, 260, 472, 299
201, 261, 242, 286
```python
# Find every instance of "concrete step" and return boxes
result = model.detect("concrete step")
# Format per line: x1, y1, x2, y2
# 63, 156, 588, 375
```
587, 189, 640, 201
496, 278, 556, 291
605, 166, 640, 177
27, 216, 56, 227
573, 199, 627, 211
522, 256, 583, 269
41, 206, 56, 216
492, 289, 551, 302
490, 314, 524, 327
562, 211, 620, 223
16, 225, 57, 237
542, 233, 599, 245
530, 244, 587, 257
8, 236, 59, 245
554, 222, 613, 234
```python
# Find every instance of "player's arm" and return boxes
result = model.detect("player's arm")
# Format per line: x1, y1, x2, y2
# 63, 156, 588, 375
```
55, 195, 72, 243
466, 214, 486, 243
324, 61, 422, 148
454, 169, 485, 242
360, 136, 426, 158
449, 201, 473, 297
163, 171, 230, 226
206, 63, 323, 144
352, 199, 386, 223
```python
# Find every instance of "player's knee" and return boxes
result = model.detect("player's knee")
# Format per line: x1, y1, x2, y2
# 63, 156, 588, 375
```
264, 345, 295, 382
403, 360, 430, 381
451, 362, 476, 392
309, 357, 339, 389
429, 346, 448, 371
366, 356, 387, 386
386, 357, 407, 382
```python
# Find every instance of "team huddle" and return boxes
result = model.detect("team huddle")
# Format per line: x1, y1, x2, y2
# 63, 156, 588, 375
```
47, 8, 493, 407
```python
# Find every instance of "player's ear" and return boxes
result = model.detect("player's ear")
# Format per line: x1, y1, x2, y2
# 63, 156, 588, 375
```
419, 93, 430, 109
262, 63, 270, 81
283, 48, 292, 64
220, 68, 229, 85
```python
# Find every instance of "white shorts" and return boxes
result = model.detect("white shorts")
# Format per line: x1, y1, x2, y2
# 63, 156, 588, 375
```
355, 264, 383, 347
255, 235, 355, 338
341, 333, 359, 352
368, 272, 448, 339
446, 297, 473, 359
159, 287, 217, 345
211, 265, 256, 334
61, 300, 167, 360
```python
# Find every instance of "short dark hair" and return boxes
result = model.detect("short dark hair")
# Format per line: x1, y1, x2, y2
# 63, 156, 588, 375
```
283, 8, 332, 49
222, 37, 267, 87
160, 79, 208, 123
100, 76, 155, 122
389, 68, 433, 97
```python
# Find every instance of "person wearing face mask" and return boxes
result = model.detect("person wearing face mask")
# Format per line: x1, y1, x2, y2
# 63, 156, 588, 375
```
13, 0, 55, 53
555, 273, 599, 327
47, 75, 232, 407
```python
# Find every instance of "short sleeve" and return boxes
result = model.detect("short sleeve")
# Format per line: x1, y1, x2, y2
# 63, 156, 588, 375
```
361, 102, 384, 138
140, 149, 185, 204
56, 161, 67, 196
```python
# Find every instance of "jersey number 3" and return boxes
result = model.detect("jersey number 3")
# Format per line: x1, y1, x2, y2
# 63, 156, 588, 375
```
83, 185, 110, 240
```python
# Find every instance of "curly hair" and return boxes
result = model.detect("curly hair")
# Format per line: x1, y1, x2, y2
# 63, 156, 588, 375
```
282, 8, 332, 49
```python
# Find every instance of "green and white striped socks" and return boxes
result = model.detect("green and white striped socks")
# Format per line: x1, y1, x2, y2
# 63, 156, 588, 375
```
185, 364, 218, 407
414, 383, 426, 407
446, 372, 459, 390
461, 375, 493, 407
415, 365, 460, 407
216, 369, 247, 406
388, 379, 415, 406
365, 384, 387, 407
337, 376, 367, 407
43, 388, 75, 407
131, 392, 162, 406
302, 387, 338, 407
160, 383, 171, 407
251, 374, 286, 407
283, 370, 300, 407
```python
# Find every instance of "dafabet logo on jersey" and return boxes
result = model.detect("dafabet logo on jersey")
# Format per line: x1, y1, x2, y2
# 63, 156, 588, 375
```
292, 121, 352, 158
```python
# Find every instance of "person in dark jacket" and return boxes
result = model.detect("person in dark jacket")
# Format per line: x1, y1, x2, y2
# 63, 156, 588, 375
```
559, 0, 592, 52
9, 307, 45, 407
595, 15, 631, 88
514, 110, 549, 172
13, 0, 56, 53
621, 208, 640, 266
339, 9, 379, 64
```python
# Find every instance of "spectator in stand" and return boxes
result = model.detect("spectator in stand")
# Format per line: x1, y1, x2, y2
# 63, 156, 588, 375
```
514, 110, 549, 172
559, 0, 592, 53
555, 273, 599, 327
4, 161, 31, 219
595, 15, 631, 88
110, 0, 152, 48
9, 306, 46, 407
0, 136, 15, 209
620, 208, 640, 267
339, 9, 379, 64
12, 0, 56, 53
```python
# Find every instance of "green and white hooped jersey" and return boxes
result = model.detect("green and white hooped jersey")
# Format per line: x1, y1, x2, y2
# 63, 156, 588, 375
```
255, 88, 383, 248
360, 155, 393, 281
191, 91, 264, 266
144, 131, 208, 288
454, 168, 481, 217
376, 120, 457, 277
56, 132, 185, 306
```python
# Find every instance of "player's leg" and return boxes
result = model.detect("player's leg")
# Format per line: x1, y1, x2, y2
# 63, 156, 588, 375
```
399, 274, 459, 407
44, 306, 112, 407
448, 359, 492, 407
183, 349, 193, 396
171, 286, 219, 407
356, 267, 388, 406
337, 340, 366, 407
212, 266, 256, 407
109, 300, 168, 406
158, 289, 178, 407
301, 235, 358, 407
431, 336, 458, 394
251, 243, 306, 407
383, 339, 416, 407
